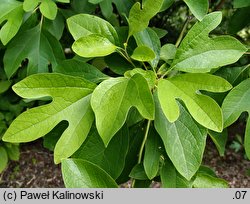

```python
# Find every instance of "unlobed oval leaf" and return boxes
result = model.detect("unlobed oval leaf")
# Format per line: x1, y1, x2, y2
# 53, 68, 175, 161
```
62, 159, 118, 188
157, 73, 232, 132
72, 34, 117, 58
40, 0, 57, 20
67, 13, 119, 44
172, 12, 247, 73
131, 45, 156, 62
91, 73, 155, 146
183, 0, 208, 21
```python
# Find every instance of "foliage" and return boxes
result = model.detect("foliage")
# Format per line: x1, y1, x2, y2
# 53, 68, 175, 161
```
1, 0, 250, 187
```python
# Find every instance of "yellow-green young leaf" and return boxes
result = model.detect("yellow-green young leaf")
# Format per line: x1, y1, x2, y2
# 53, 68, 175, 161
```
0, 0, 24, 45
56, 0, 70, 3
23, 0, 39, 12
0, 146, 8, 173
134, 28, 161, 68
222, 78, 250, 159
131, 45, 156, 62
183, 0, 208, 21
72, 34, 117, 58
4, 25, 65, 78
172, 12, 247, 73
157, 73, 232, 132
124, 68, 156, 90
160, 43, 177, 61
40, 0, 57, 20
91, 74, 155, 146
128, 0, 164, 37
67, 14, 119, 44
155, 95, 207, 180
62, 159, 118, 188
2, 74, 96, 164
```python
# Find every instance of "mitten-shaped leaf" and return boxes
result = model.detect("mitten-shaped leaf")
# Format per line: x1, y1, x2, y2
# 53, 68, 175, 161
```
91, 74, 155, 146
2, 74, 96, 164
155, 95, 207, 180
128, 0, 163, 37
157, 73, 232, 132
0, 0, 24, 45
222, 78, 250, 158
172, 12, 247, 73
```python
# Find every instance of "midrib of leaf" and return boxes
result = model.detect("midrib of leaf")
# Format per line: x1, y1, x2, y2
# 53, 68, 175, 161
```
9, 93, 92, 136
167, 80, 220, 129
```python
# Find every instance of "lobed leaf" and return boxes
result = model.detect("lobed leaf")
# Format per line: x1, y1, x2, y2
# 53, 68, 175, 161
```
128, 0, 164, 37
183, 0, 208, 21
155, 95, 207, 180
0, 0, 24, 45
2, 74, 96, 164
91, 74, 155, 146
157, 73, 232, 132
4, 25, 65, 78
172, 12, 247, 73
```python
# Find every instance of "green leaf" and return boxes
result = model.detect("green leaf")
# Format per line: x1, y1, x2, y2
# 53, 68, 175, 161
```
54, 59, 109, 83
40, 0, 58, 20
56, 0, 70, 3
208, 129, 228, 156
2, 74, 96, 164
4, 25, 65, 78
112, 0, 134, 17
183, 0, 208, 21
88, 0, 104, 3
160, 0, 175, 12
0, 0, 24, 45
134, 28, 161, 68
100, 0, 113, 19
67, 14, 119, 44
0, 80, 12, 94
160, 43, 177, 61
4, 143, 20, 161
73, 126, 129, 179
23, 0, 39, 12
72, 34, 117, 58
234, 0, 250, 8
62, 158, 118, 188
91, 74, 155, 146
105, 53, 133, 75
128, 0, 164, 37
0, 146, 8, 173
171, 12, 247, 73
143, 128, 161, 179
131, 46, 156, 62
155, 95, 207, 180
157, 73, 232, 132
222, 78, 250, 158
192, 173, 228, 188
228, 7, 250, 34
124, 68, 156, 90
129, 164, 149, 180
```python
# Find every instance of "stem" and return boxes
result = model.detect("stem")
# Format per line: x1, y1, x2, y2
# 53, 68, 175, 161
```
131, 120, 151, 188
175, 17, 190, 48
40, 15, 44, 30
117, 48, 136, 68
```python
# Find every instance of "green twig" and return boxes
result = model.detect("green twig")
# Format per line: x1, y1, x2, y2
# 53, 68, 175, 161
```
175, 17, 190, 48
131, 120, 151, 188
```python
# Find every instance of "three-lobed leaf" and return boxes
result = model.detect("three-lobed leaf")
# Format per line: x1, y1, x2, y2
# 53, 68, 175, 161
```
91, 73, 155, 146
171, 12, 247, 73
2, 74, 96, 164
4, 25, 65, 78
62, 159, 118, 188
222, 78, 250, 158
157, 73, 232, 132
